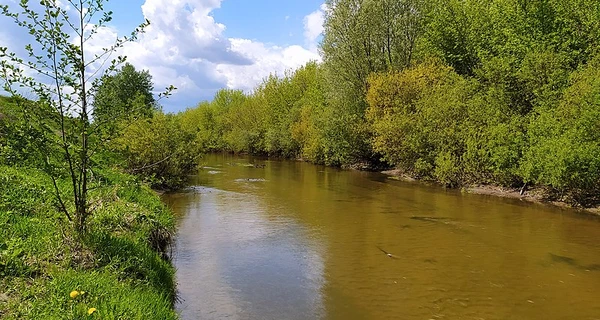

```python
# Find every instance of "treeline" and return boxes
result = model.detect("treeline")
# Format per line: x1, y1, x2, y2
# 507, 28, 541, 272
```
176, 0, 600, 206
5, 0, 596, 206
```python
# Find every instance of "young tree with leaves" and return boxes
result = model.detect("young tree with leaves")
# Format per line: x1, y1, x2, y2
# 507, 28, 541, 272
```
0, 0, 167, 234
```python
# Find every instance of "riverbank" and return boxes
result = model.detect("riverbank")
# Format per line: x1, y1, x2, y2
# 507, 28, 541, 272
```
381, 169, 600, 215
217, 154, 600, 215
0, 166, 177, 319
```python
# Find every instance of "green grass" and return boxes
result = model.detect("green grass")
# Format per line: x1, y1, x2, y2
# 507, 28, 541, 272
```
0, 166, 177, 319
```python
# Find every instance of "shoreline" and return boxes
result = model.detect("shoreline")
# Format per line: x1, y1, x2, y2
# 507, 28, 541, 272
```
380, 169, 600, 216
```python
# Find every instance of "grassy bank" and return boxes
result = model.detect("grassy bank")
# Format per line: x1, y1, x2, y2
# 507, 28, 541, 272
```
0, 166, 177, 319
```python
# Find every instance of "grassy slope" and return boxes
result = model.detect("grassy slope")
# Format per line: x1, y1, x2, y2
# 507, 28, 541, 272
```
0, 166, 177, 319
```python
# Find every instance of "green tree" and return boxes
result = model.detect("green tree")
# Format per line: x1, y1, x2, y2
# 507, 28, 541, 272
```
0, 0, 149, 234
521, 55, 600, 205
93, 63, 157, 129
319, 0, 425, 165
322, 0, 423, 93
179, 101, 227, 152
222, 90, 267, 154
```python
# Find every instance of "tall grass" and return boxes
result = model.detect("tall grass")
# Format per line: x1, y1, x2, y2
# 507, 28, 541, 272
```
0, 166, 177, 319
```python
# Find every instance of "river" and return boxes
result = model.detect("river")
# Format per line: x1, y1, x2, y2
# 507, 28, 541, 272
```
161, 153, 600, 320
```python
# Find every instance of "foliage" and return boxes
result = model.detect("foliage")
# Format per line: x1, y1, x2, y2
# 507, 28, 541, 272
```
423, 0, 600, 76
521, 56, 600, 205
93, 63, 158, 133
321, 0, 424, 92
318, 0, 426, 164
0, 0, 150, 234
113, 112, 200, 190
0, 97, 31, 165
159, 0, 600, 206
0, 1, 183, 318
218, 89, 266, 154
366, 61, 466, 184
179, 101, 228, 152
366, 60, 530, 187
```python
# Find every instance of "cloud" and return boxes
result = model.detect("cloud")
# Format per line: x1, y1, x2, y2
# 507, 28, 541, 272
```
139, 0, 251, 65
116, 0, 327, 111
1, 0, 327, 112
303, 4, 327, 48
215, 39, 319, 91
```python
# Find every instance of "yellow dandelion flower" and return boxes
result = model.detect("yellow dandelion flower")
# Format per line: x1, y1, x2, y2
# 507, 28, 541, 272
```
69, 291, 80, 299
87, 307, 97, 315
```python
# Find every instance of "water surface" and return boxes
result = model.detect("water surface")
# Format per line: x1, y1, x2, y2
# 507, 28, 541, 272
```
162, 154, 600, 320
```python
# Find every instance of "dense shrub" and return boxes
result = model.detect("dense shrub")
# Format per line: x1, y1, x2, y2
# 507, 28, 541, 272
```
366, 61, 468, 184
521, 57, 600, 205
113, 113, 200, 190
366, 60, 531, 187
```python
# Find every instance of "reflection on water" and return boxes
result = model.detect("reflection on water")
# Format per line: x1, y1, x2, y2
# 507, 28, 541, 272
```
166, 186, 324, 320
163, 154, 600, 320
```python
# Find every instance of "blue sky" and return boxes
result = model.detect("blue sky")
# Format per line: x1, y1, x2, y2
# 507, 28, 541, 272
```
0, 0, 327, 112
105, 0, 324, 45
214, 0, 325, 46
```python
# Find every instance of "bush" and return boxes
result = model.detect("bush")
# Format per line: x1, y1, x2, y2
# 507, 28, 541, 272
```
366, 60, 469, 183
0, 97, 53, 167
521, 56, 600, 205
113, 113, 200, 190
367, 60, 530, 187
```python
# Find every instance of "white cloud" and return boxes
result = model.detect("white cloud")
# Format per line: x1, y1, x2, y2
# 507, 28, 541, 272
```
115, 0, 327, 110
79, 25, 120, 76
303, 4, 327, 48
1, 0, 328, 111
215, 39, 319, 91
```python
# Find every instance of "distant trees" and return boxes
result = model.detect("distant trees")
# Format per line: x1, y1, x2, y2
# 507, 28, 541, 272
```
114, 113, 199, 190
0, 96, 39, 166
177, 63, 328, 161
93, 63, 157, 129
171, 0, 600, 206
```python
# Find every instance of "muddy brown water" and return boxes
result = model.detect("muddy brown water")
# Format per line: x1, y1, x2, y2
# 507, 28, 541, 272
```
162, 154, 600, 320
